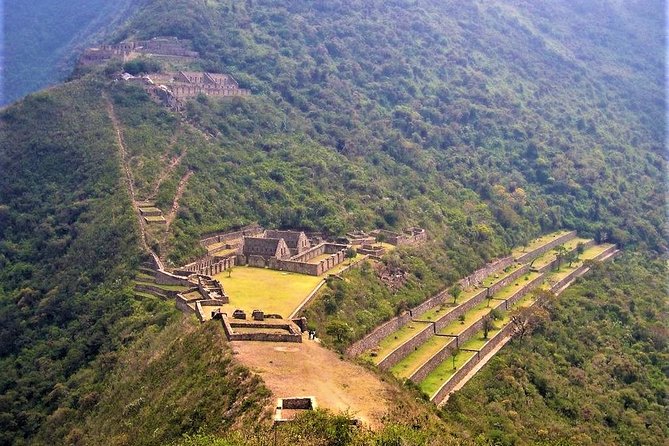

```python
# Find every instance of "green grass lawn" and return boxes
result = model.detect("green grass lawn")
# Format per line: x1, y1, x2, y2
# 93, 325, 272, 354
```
214, 266, 322, 317
134, 280, 189, 292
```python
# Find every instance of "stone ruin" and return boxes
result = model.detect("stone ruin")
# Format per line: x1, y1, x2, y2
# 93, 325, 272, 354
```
177, 226, 351, 277
124, 71, 250, 109
274, 397, 318, 423
79, 36, 199, 66
369, 227, 426, 246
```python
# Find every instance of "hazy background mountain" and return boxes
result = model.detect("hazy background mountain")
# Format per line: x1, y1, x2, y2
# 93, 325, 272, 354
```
1, 0, 135, 105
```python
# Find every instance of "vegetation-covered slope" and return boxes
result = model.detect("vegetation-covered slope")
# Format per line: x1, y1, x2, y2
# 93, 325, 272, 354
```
116, 0, 666, 256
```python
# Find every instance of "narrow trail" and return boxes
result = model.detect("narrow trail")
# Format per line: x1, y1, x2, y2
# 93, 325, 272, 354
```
149, 127, 186, 200
103, 92, 163, 269
165, 170, 193, 230
150, 151, 187, 200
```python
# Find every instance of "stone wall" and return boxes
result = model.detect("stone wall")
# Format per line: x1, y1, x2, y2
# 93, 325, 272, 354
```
155, 269, 192, 286
504, 274, 546, 308
431, 321, 515, 405
378, 323, 436, 370
269, 244, 347, 276
200, 224, 264, 247
486, 264, 531, 296
179, 255, 235, 276
248, 255, 267, 268
409, 336, 458, 383
458, 256, 515, 289
432, 289, 487, 332
221, 317, 302, 343
515, 230, 577, 264
346, 312, 413, 356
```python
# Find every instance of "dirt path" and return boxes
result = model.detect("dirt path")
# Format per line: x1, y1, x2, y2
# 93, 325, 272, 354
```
149, 127, 186, 200
231, 336, 393, 428
165, 170, 193, 230
103, 92, 162, 268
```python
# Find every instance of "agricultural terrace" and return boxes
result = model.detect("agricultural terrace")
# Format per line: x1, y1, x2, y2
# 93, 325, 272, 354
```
214, 266, 322, 317
511, 229, 573, 258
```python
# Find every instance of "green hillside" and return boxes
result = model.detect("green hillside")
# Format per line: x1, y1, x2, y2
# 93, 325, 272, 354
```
0, 0, 666, 444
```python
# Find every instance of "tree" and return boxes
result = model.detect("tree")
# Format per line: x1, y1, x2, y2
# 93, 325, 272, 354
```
452, 348, 461, 370
450, 284, 462, 305
345, 247, 356, 264
326, 320, 352, 345
482, 313, 494, 339
510, 305, 550, 342
553, 245, 568, 270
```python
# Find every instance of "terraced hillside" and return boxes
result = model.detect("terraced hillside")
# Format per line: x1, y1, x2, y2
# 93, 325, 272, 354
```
355, 231, 619, 404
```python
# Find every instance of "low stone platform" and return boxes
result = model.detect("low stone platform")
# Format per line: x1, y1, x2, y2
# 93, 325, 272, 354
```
222, 316, 302, 343
274, 396, 317, 423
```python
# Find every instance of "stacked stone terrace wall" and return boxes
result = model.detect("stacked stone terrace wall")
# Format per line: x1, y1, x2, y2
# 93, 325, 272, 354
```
432, 321, 515, 405
378, 323, 436, 370
346, 312, 413, 356
411, 273, 545, 382
458, 256, 515, 289
432, 289, 487, 332
409, 336, 458, 383
486, 264, 531, 296
155, 269, 192, 286
515, 231, 577, 264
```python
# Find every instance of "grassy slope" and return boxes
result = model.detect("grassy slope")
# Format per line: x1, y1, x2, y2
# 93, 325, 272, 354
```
78, 318, 271, 446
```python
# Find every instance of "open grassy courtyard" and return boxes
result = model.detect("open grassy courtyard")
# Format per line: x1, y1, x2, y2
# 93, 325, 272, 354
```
213, 266, 322, 317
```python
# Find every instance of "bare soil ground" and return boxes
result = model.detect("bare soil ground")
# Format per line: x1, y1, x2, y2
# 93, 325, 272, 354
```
231, 336, 393, 428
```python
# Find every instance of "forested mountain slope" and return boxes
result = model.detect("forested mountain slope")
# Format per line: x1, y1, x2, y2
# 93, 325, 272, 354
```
0, 0, 666, 444
2, 0, 135, 104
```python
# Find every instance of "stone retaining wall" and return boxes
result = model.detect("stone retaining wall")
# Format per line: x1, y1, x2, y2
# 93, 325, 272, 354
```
155, 269, 193, 286
433, 289, 487, 332
487, 264, 531, 296
431, 321, 515, 405
515, 231, 577, 264
458, 256, 515, 289
346, 312, 413, 356
378, 323, 435, 370
409, 336, 458, 383
200, 224, 264, 247
411, 273, 545, 383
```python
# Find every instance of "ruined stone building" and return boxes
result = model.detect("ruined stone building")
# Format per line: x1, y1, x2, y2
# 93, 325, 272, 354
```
79, 36, 198, 66
264, 230, 311, 256
242, 237, 292, 261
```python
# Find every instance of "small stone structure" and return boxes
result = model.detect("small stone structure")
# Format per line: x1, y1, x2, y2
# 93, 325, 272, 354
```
274, 397, 317, 423
221, 316, 303, 343
126, 71, 250, 108
370, 227, 426, 246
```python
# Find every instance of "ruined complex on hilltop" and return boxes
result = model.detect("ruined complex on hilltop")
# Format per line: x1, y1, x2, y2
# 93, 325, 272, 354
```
79, 36, 199, 65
